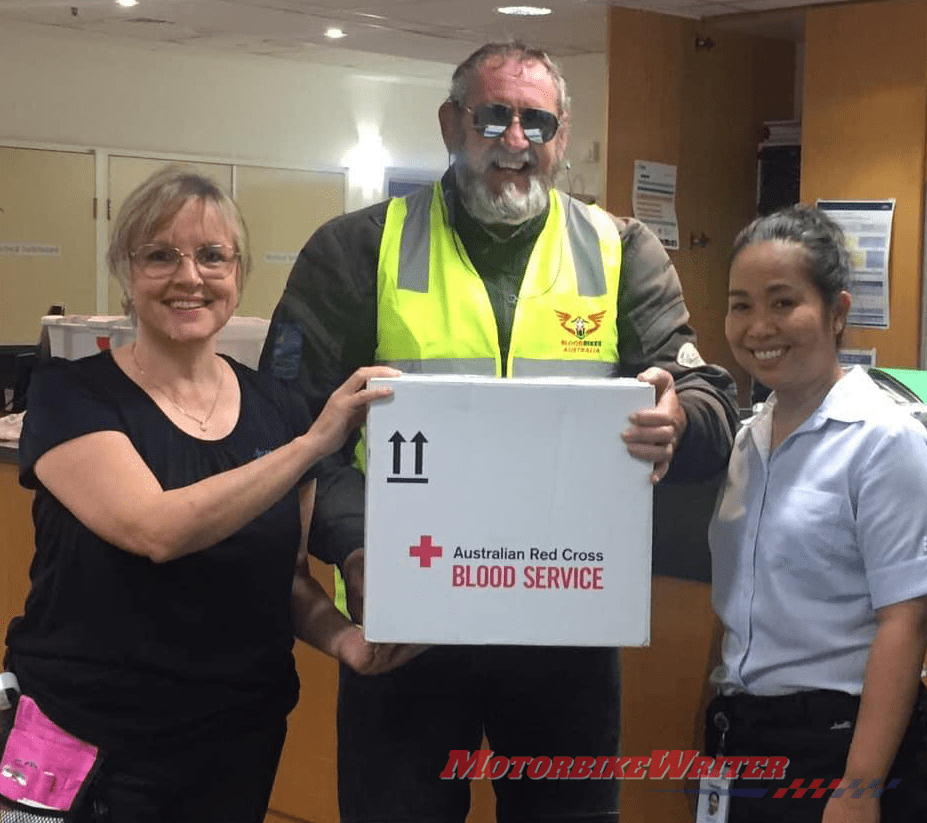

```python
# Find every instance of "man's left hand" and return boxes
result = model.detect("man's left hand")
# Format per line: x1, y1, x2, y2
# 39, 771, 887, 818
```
622, 367, 687, 484
337, 628, 430, 676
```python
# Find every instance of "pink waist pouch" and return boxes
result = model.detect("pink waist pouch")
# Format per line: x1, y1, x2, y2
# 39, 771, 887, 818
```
0, 695, 100, 812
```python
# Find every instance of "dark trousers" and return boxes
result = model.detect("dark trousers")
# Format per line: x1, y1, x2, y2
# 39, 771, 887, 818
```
705, 684, 927, 823
71, 715, 288, 823
337, 645, 621, 823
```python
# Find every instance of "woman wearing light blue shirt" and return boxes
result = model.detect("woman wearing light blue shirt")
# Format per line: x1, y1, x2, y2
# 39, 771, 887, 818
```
705, 205, 927, 823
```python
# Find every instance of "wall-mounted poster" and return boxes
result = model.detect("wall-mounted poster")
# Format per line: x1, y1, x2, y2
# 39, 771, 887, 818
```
633, 160, 678, 250
817, 199, 894, 329
839, 348, 877, 368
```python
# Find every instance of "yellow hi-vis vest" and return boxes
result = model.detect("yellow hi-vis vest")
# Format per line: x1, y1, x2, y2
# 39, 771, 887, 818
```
376, 181, 622, 376
333, 182, 623, 615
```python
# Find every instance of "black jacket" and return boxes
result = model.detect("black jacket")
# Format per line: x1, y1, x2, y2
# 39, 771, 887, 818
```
260, 173, 738, 568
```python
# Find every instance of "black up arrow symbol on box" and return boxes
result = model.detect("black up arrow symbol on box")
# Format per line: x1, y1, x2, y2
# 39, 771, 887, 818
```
387, 431, 429, 484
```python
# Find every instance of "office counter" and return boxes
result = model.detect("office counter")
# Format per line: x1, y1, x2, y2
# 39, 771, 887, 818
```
1, 460, 33, 661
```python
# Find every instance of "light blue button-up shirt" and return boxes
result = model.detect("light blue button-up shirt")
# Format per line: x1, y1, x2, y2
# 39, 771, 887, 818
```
710, 366, 927, 696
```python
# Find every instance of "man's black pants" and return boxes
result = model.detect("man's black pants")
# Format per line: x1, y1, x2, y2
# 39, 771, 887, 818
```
338, 645, 621, 823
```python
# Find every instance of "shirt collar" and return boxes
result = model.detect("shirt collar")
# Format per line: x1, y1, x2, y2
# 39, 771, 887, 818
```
743, 366, 880, 457
810, 366, 883, 425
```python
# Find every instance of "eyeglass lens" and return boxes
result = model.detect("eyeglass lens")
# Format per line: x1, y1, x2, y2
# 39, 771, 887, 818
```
133, 244, 238, 278
471, 103, 559, 144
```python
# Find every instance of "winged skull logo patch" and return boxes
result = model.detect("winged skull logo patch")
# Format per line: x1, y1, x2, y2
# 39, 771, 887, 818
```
555, 310, 606, 340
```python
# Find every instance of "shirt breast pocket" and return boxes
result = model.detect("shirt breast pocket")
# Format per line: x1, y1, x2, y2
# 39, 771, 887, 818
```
769, 487, 858, 574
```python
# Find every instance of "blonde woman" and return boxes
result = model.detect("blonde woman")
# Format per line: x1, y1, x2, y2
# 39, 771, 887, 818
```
4, 168, 415, 822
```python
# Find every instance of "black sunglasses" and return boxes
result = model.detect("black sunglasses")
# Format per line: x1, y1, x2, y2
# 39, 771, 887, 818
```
466, 103, 560, 144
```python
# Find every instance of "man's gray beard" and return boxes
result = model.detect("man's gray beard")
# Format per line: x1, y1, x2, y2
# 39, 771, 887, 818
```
455, 156, 560, 226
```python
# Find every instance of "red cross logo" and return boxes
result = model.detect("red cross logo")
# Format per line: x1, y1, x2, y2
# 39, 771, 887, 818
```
409, 535, 443, 568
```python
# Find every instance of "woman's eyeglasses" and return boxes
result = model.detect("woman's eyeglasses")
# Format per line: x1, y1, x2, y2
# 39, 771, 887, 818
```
466, 103, 560, 144
129, 243, 240, 279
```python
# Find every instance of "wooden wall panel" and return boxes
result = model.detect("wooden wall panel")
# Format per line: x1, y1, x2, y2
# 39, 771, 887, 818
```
605, 8, 795, 400
0, 462, 34, 645
605, 8, 689, 219
802, 0, 927, 368
675, 26, 795, 399
621, 577, 716, 823
605, 9, 795, 822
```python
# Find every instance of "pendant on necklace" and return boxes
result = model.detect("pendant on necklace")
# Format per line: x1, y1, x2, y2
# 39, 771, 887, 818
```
131, 343, 224, 432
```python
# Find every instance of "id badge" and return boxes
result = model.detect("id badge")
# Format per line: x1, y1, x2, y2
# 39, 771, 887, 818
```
695, 776, 730, 823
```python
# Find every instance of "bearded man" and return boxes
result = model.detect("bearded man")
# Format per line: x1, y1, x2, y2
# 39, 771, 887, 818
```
260, 41, 738, 823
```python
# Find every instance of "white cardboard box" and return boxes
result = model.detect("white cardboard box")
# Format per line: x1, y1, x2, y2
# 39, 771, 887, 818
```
363, 374, 654, 647
41, 315, 269, 369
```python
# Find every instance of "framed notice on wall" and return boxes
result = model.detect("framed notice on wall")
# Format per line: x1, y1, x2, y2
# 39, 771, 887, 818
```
632, 160, 679, 250
817, 199, 895, 329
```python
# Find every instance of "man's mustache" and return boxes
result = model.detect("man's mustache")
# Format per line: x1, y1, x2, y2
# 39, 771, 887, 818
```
475, 147, 538, 173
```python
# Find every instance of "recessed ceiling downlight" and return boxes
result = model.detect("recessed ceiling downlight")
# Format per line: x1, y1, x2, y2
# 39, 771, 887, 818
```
497, 6, 552, 16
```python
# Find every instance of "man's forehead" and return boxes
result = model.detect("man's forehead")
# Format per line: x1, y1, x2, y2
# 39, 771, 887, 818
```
472, 56, 557, 100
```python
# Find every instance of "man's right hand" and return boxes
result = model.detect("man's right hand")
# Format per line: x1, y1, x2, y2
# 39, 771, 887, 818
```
342, 547, 365, 624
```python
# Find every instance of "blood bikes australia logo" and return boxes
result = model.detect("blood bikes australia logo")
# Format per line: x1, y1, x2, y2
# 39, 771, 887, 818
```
555, 309, 606, 340
555, 309, 606, 355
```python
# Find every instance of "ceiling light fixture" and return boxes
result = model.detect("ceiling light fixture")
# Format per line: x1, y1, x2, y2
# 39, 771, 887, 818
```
496, 6, 552, 16
325, 27, 346, 39
116, 0, 138, 7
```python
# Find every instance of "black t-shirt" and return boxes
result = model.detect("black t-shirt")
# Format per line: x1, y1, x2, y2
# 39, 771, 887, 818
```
6, 352, 315, 750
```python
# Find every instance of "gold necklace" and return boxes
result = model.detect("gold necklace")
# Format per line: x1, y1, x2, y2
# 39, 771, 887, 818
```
130, 343, 225, 432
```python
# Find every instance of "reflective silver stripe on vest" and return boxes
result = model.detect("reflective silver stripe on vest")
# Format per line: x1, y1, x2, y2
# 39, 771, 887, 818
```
377, 358, 496, 376
512, 358, 616, 377
397, 186, 434, 293
397, 188, 608, 297
558, 191, 607, 297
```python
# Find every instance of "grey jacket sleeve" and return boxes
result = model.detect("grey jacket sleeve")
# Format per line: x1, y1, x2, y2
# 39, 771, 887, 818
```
259, 203, 388, 567
613, 216, 739, 482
